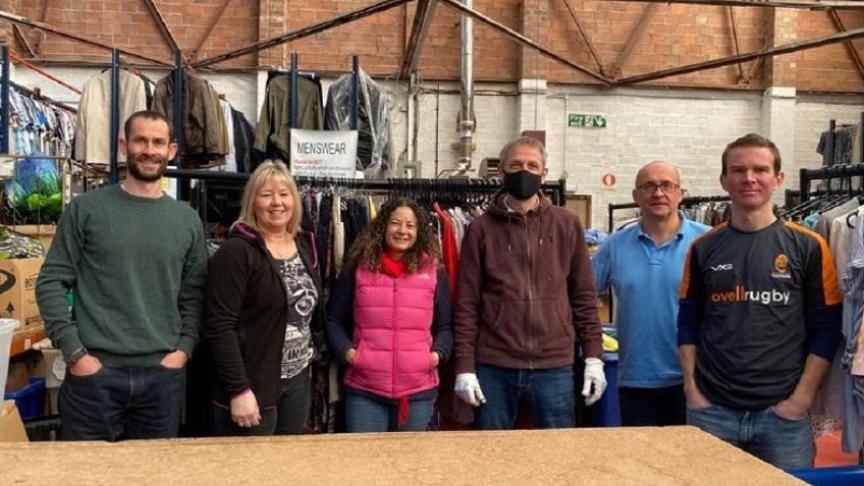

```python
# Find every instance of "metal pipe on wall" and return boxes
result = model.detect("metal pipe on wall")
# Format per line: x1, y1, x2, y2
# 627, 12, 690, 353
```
1, 46, 10, 154
109, 49, 120, 184
457, 0, 475, 169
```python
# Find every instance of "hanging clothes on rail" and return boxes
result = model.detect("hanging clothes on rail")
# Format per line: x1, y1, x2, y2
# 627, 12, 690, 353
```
818, 125, 858, 167
254, 72, 324, 164
7, 88, 75, 158
778, 182, 864, 455
231, 107, 255, 173
151, 69, 227, 167
324, 68, 391, 178
74, 69, 147, 164
838, 206, 864, 454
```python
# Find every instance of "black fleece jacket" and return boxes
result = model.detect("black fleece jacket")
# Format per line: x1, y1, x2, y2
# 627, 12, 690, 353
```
204, 223, 327, 408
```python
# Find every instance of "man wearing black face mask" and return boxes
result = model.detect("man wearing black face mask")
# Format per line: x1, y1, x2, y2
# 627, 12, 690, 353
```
453, 136, 605, 429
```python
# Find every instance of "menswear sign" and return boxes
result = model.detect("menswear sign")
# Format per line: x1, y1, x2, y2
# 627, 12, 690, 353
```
290, 129, 359, 178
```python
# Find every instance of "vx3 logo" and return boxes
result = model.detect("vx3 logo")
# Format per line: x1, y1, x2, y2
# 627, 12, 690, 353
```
709, 264, 733, 272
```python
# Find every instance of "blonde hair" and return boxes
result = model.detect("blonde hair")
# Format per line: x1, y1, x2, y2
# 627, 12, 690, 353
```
238, 160, 302, 235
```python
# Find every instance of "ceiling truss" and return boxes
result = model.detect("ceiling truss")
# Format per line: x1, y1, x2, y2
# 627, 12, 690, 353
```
0, 0, 863, 89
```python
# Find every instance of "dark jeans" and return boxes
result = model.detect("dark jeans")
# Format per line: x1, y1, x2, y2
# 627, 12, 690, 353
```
687, 402, 815, 470
218, 367, 311, 436
345, 390, 436, 433
58, 364, 186, 441
619, 385, 686, 426
474, 363, 575, 430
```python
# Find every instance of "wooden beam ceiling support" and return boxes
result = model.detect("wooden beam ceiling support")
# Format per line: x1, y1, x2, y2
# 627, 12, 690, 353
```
615, 23, 864, 85
560, 0, 605, 75
0, 9, 173, 66
31, 0, 50, 55
726, 6, 746, 82
602, 0, 864, 9
438, 0, 612, 84
193, 0, 412, 68
608, 3, 656, 79
191, 0, 232, 62
827, 9, 864, 84
141, 0, 184, 61
12, 25, 35, 58
400, 0, 437, 78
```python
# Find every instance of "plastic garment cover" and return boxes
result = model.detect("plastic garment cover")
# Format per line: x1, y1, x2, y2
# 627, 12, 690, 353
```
0, 226, 45, 259
324, 69, 391, 178
3, 155, 62, 225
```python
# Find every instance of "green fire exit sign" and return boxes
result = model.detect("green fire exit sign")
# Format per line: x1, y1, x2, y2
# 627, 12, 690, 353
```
568, 114, 607, 128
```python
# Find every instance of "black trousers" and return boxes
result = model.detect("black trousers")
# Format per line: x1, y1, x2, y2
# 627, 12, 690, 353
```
619, 384, 686, 427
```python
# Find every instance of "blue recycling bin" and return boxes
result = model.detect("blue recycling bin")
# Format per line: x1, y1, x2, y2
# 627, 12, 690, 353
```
5, 376, 46, 420
788, 466, 864, 485
583, 352, 620, 427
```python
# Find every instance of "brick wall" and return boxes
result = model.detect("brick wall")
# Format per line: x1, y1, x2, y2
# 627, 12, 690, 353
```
796, 10, 864, 93
6, 1, 864, 229
16, 0, 259, 67
2, 1, 862, 92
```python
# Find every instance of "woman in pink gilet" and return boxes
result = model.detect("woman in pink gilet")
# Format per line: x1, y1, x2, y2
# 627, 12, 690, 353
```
326, 198, 453, 432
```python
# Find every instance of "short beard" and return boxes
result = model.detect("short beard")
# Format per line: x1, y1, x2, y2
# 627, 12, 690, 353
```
127, 154, 167, 182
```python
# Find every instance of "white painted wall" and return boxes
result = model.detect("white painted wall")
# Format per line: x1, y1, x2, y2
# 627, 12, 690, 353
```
10, 66, 864, 229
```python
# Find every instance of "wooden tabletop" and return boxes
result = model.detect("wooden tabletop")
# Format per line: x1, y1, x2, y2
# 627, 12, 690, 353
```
0, 426, 805, 485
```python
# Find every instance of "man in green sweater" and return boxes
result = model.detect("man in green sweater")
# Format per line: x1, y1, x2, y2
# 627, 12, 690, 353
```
36, 110, 208, 441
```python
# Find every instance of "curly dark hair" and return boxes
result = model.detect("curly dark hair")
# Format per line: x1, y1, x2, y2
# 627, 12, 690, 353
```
347, 197, 441, 273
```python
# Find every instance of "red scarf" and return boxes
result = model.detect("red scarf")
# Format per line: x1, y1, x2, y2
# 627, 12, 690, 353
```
381, 251, 405, 278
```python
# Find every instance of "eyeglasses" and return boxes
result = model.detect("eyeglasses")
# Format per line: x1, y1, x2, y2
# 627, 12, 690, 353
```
636, 182, 680, 194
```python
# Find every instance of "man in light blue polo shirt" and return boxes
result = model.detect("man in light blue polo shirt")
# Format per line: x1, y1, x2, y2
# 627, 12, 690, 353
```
593, 161, 710, 426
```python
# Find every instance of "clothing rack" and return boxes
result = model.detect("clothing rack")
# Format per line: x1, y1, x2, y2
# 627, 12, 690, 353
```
819, 114, 864, 167
779, 163, 864, 221
805, 114, 864, 203
0, 46, 80, 154
798, 163, 864, 199
164, 168, 566, 226
606, 195, 730, 233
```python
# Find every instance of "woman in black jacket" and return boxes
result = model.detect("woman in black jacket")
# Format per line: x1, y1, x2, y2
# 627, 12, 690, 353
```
205, 160, 325, 435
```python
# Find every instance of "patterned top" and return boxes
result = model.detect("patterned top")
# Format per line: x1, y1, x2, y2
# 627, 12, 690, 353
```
277, 254, 319, 380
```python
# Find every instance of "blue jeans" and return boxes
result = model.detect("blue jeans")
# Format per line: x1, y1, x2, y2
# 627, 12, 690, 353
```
345, 390, 436, 432
474, 363, 575, 430
58, 364, 186, 441
687, 402, 815, 470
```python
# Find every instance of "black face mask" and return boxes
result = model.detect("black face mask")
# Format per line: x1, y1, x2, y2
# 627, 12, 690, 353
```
503, 170, 542, 200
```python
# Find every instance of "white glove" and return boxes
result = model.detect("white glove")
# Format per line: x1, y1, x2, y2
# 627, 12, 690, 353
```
454, 372, 487, 407
581, 357, 607, 406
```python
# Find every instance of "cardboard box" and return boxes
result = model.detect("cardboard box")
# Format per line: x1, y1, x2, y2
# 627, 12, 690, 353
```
0, 258, 45, 335
0, 400, 28, 442
7, 224, 56, 252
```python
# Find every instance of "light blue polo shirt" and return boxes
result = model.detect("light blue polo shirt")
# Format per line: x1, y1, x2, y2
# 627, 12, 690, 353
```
593, 214, 710, 388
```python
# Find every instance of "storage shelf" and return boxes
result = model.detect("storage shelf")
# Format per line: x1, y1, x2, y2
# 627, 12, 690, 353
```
10, 327, 45, 357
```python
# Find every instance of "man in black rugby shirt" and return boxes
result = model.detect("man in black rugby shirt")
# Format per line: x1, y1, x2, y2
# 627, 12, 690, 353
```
678, 133, 842, 469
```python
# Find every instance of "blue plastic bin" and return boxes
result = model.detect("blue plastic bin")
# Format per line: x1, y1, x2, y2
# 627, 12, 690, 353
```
5, 376, 46, 420
787, 466, 864, 486
788, 466, 864, 486
584, 352, 621, 427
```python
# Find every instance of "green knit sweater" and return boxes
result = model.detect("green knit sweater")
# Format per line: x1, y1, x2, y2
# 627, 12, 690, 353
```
36, 185, 208, 367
